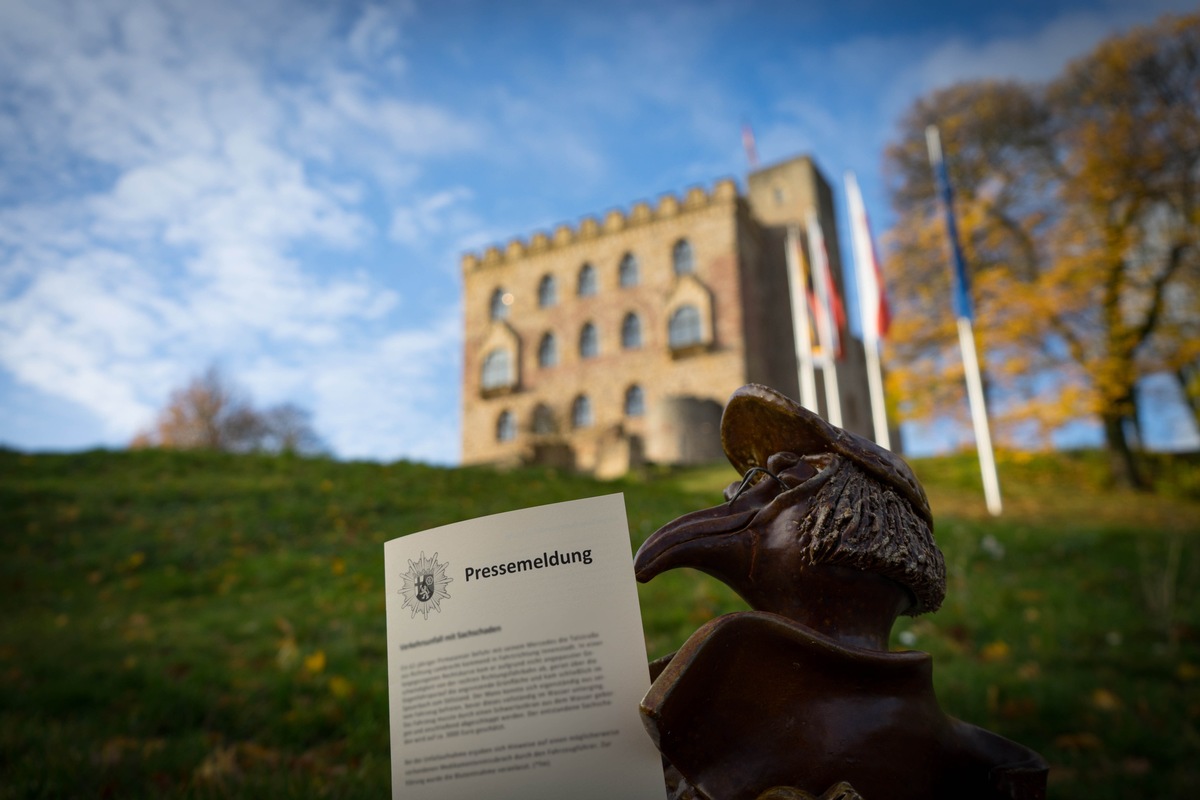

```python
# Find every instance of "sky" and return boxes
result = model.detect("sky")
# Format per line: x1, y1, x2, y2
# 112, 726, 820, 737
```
2, 0, 1197, 464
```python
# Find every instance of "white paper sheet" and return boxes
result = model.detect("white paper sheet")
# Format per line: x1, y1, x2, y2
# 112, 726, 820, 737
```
384, 493, 665, 799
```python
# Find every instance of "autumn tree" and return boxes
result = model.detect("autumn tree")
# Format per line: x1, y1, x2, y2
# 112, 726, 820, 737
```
882, 12, 1200, 488
133, 366, 325, 455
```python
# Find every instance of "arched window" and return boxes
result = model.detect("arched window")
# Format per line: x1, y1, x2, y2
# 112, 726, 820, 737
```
621, 312, 642, 350
538, 332, 558, 368
489, 287, 510, 320
625, 385, 645, 417
496, 410, 516, 442
668, 305, 703, 349
577, 263, 598, 297
532, 404, 555, 435
538, 274, 557, 308
619, 253, 639, 288
579, 322, 599, 359
672, 239, 694, 276
481, 349, 513, 390
572, 395, 593, 429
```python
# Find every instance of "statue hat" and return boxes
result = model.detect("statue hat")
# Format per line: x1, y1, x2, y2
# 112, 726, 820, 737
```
721, 383, 932, 527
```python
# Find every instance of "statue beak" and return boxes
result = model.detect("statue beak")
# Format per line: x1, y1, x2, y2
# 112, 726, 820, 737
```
633, 500, 759, 583
633, 455, 831, 584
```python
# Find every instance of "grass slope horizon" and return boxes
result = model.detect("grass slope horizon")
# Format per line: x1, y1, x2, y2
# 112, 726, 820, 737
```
1, 447, 1198, 798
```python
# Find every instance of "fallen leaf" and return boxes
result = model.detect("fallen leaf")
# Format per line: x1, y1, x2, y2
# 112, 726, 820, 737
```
195, 745, 238, 783
329, 675, 353, 698
1091, 687, 1122, 712
980, 640, 1011, 662
304, 649, 326, 674
1053, 732, 1104, 751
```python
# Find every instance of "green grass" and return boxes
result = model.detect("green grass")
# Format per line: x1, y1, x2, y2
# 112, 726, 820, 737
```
1, 447, 1198, 798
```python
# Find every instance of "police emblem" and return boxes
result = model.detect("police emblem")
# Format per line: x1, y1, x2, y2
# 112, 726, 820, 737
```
399, 552, 453, 619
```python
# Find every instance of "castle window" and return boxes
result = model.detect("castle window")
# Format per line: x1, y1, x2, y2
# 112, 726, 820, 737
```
672, 239, 694, 276
621, 312, 642, 350
481, 348, 513, 390
538, 332, 558, 368
625, 385, 645, 417
619, 253, 639, 287
496, 410, 516, 442
532, 403, 555, 435
578, 263, 598, 297
572, 395, 593, 428
579, 322, 599, 359
538, 274, 557, 308
668, 305, 703, 349
489, 287, 511, 320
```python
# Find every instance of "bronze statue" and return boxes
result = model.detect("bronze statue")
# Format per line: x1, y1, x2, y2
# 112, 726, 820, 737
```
635, 384, 1047, 800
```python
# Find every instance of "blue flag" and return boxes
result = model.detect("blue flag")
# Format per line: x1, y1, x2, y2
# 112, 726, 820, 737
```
926, 126, 974, 322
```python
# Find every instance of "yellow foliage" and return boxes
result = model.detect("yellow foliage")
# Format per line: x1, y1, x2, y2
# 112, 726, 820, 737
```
883, 13, 1200, 472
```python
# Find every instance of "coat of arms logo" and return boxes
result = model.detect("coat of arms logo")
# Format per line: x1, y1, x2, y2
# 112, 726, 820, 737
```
399, 551, 453, 619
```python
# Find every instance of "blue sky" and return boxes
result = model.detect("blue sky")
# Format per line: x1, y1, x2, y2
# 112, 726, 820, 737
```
2, 0, 1196, 463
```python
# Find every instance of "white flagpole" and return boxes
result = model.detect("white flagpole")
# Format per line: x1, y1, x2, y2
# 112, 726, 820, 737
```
807, 211, 843, 428
957, 317, 1002, 515
926, 125, 1002, 516
785, 224, 818, 411
845, 171, 892, 451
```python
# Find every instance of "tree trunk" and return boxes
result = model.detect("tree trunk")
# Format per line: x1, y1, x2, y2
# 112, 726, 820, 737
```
1102, 411, 1149, 490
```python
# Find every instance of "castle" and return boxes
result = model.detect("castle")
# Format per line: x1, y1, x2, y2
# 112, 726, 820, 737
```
460, 155, 877, 477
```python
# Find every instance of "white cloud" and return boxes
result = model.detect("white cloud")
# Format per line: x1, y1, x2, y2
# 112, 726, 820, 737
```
0, 0, 477, 459
389, 187, 476, 245
233, 308, 464, 463
347, 2, 413, 74
885, 2, 1200, 110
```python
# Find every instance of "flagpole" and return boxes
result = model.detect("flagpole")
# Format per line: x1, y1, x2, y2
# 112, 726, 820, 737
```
807, 212, 843, 428
957, 316, 1001, 514
845, 171, 892, 451
926, 125, 1002, 516
785, 224, 818, 411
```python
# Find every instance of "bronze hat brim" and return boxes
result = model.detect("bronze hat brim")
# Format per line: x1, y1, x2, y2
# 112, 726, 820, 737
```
720, 384, 932, 527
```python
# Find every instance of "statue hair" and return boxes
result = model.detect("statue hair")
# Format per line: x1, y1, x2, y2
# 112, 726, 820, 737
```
796, 457, 946, 615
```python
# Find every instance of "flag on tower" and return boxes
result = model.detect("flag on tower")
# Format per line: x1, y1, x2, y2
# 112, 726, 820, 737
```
844, 170, 893, 451
741, 123, 759, 170
844, 171, 891, 345
805, 212, 845, 360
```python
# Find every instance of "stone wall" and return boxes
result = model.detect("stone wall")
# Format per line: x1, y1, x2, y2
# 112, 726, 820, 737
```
461, 180, 752, 470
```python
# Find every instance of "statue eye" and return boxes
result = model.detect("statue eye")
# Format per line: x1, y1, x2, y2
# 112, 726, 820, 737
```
728, 466, 787, 505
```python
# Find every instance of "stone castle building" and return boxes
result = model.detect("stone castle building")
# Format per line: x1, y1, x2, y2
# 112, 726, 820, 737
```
460, 155, 877, 476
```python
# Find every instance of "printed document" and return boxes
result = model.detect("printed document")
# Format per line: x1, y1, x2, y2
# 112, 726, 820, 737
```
384, 493, 665, 798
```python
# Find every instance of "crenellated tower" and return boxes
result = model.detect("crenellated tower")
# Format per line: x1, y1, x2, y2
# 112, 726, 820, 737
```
460, 156, 875, 475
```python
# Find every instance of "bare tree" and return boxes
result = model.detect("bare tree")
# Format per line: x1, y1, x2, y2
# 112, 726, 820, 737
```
133, 365, 325, 455
260, 402, 325, 455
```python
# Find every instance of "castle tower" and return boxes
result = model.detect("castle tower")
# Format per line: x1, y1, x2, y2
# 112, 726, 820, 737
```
460, 155, 877, 474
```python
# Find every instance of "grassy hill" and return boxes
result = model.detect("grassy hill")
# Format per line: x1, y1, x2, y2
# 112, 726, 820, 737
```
1, 447, 1197, 798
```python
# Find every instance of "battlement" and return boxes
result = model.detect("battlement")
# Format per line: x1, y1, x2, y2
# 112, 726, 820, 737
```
462, 178, 739, 272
